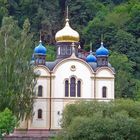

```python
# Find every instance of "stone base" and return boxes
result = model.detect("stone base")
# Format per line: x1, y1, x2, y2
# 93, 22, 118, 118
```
12, 129, 59, 137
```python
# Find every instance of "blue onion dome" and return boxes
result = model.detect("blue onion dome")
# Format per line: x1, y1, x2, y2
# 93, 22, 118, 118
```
96, 42, 109, 56
86, 50, 97, 62
34, 40, 47, 55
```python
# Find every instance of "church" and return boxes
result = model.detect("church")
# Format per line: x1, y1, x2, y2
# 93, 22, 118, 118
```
17, 11, 115, 135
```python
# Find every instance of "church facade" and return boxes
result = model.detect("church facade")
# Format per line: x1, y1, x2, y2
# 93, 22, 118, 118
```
18, 15, 115, 132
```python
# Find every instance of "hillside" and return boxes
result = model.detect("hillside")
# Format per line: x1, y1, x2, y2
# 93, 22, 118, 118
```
0, 0, 140, 99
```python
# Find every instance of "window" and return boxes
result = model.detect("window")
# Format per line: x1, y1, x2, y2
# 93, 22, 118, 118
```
38, 85, 43, 97
61, 47, 66, 55
66, 46, 71, 55
58, 47, 60, 55
70, 77, 76, 97
65, 77, 81, 97
77, 80, 81, 97
38, 109, 42, 119
102, 86, 107, 98
65, 80, 69, 97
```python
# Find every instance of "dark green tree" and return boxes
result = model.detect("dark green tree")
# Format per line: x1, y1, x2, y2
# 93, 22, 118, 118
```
109, 52, 140, 99
56, 100, 140, 140
0, 17, 35, 119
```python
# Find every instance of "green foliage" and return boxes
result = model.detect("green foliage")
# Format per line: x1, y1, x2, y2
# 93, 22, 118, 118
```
0, 17, 36, 119
56, 100, 140, 140
109, 52, 140, 98
0, 108, 17, 137
0, 0, 139, 100
81, 0, 140, 99
46, 45, 56, 61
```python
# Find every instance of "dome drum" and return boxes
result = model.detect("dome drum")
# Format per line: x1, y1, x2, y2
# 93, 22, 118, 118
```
56, 41, 80, 46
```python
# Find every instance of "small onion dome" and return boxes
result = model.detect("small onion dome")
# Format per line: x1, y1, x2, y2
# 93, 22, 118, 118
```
34, 41, 47, 55
55, 19, 80, 43
96, 42, 109, 56
86, 51, 97, 62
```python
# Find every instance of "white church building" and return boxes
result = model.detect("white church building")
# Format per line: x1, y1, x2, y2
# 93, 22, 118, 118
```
18, 14, 115, 135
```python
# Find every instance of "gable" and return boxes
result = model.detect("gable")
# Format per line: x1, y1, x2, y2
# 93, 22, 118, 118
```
34, 66, 50, 77
96, 68, 115, 78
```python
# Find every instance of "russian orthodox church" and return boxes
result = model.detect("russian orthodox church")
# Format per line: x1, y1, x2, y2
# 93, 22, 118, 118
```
17, 11, 115, 136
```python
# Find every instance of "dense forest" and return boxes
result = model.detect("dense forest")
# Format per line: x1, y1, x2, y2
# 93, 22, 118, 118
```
0, 0, 140, 101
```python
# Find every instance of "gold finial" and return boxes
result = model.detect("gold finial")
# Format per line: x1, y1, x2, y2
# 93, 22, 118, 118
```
39, 31, 42, 43
90, 42, 92, 53
66, 6, 68, 19
66, 6, 69, 22
101, 34, 104, 44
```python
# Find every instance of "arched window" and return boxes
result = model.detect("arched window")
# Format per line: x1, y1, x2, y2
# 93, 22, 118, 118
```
70, 77, 76, 97
65, 80, 69, 97
58, 47, 60, 55
102, 86, 107, 98
66, 46, 71, 55
38, 85, 43, 97
77, 80, 81, 97
38, 109, 42, 119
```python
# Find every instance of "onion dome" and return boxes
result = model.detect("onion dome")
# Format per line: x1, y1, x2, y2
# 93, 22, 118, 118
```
96, 42, 109, 56
55, 18, 80, 43
86, 51, 97, 62
34, 40, 47, 55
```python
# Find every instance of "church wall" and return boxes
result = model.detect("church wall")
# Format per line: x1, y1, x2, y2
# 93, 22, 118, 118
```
53, 59, 94, 98
96, 79, 114, 100
29, 99, 48, 129
95, 68, 114, 100
51, 99, 63, 129
29, 66, 50, 129
51, 59, 94, 129
34, 67, 50, 77
96, 68, 115, 78
36, 78, 48, 97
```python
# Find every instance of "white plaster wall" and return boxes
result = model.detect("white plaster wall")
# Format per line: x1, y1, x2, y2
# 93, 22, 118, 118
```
36, 78, 48, 98
30, 67, 49, 129
53, 59, 94, 98
96, 68, 114, 100
34, 66, 50, 77
51, 99, 64, 129
30, 99, 48, 128
52, 59, 94, 129
96, 79, 114, 100
96, 68, 114, 78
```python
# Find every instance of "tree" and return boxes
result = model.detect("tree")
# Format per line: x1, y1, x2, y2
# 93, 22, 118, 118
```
0, 17, 36, 119
56, 100, 140, 140
0, 108, 17, 137
109, 51, 140, 99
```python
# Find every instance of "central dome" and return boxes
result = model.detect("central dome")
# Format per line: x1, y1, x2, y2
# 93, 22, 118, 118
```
55, 19, 80, 43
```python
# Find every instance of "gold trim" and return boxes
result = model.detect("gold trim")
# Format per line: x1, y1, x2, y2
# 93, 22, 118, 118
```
56, 36, 79, 42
